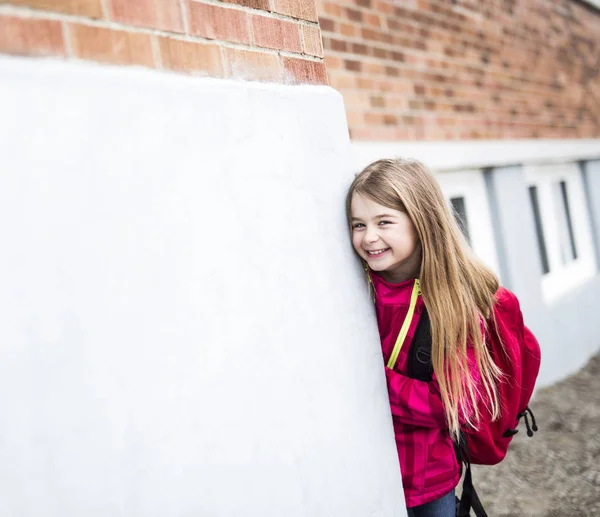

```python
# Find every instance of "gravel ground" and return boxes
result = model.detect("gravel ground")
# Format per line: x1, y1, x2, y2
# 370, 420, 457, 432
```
468, 353, 600, 517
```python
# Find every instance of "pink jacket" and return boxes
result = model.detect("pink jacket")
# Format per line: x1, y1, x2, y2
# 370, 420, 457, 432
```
371, 272, 460, 508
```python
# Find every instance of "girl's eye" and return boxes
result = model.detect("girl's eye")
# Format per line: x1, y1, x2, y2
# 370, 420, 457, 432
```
378, 220, 392, 226
352, 223, 365, 229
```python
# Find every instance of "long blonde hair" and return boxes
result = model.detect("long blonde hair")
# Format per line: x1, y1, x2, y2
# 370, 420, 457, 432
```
346, 158, 502, 439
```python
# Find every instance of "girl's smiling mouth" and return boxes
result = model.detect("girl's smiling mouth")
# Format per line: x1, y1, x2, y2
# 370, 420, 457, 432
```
366, 248, 390, 256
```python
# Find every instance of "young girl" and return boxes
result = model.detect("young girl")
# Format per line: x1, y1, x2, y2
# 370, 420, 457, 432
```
346, 158, 538, 517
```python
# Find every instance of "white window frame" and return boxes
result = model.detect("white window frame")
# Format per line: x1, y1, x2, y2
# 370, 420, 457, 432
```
435, 170, 501, 277
524, 162, 597, 303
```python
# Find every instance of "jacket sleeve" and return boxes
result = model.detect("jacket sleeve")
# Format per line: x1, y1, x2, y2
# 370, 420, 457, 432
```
384, 366, 447, 428
385, 340, 483, 429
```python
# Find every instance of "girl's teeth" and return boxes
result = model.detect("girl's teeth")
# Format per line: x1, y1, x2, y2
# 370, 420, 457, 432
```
368, 249, 388, 255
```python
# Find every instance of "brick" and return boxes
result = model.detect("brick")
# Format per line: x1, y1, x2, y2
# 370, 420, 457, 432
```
221, 0, 269, 8
302, 24, 323, 57
282, 57, 328, 85
324, 55, 343, 70
319, 17, 335, 33
364, 13, 381, 27
326, 38, 347, 52
364, 112, 384, 125
272, 0, 318, 22
108, 0, 183, 32
321, 1, 342, 17
158, 37, 223, 76
357, 77, 375, 89
224, 48, 282, 82
343, 91, 369, 108
346, 111, 364, 127
345, 59, 361, 72
189, 2, 251, 45
372, 47, 388, 59
374, 0, 394, 15
351, 43, 368, 55
366, 62, 384, 75
370, 95, 385, 107
328, 71, 356, 89
377, 79, 394, 92
340, 23, 358, 37
361, 27, 380, 42
6, 0, 103, 18
0, 15, 65, 56
69, 24, 155, 67
251, 15, 302, 53
346, 8, 362, 22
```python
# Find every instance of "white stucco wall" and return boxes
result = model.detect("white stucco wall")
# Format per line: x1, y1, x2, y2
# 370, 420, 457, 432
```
0, 56, 406, 517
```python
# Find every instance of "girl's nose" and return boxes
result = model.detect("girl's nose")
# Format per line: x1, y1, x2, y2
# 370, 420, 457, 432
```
364, 227, 379, 244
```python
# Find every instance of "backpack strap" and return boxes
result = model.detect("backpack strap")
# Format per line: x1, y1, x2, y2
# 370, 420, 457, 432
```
457, 462, 488, 517
406, 308, 433, 382
455, 431, 489, 517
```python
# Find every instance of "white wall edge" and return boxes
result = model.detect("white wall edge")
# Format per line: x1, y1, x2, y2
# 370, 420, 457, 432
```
351, 139, 600, 173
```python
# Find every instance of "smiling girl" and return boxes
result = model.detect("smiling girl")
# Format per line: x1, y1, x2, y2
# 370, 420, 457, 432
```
346, 158, 539, 517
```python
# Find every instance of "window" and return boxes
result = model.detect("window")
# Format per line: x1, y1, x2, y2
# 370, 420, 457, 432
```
435, 170, 500, 276
525, 163, 597, 302
450, 196, 471, 245
554, 181, 578, 263
528, 186, 550, 274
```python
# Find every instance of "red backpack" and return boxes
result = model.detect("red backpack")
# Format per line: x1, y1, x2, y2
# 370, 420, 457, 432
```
408, 287, 541, 517
459, 287, 541, 517
463, 287, 541, 465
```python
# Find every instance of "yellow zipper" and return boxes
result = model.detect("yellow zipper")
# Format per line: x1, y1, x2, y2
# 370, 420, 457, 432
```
386, 279, 421, 370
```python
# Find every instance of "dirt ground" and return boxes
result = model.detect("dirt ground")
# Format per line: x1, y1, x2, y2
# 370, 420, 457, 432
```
469, 353, 600, 517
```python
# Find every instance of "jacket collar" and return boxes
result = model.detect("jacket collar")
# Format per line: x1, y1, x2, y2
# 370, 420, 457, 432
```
369, 270, 419, 305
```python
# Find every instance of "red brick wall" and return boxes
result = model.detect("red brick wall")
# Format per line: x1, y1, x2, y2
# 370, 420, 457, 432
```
0, 0, 327, 84
318, 0, 600, 140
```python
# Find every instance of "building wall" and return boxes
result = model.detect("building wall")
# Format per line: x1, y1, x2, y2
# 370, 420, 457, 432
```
0, 54, 407, 516
317, 0, 600, 140
486, 161, 600, 386
0, 0, 327, 84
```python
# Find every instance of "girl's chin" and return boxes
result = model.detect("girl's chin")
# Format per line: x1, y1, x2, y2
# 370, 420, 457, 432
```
365, 261, 389, 271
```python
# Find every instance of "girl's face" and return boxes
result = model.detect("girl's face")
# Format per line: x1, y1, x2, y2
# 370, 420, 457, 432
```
350, 193, 421, 283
